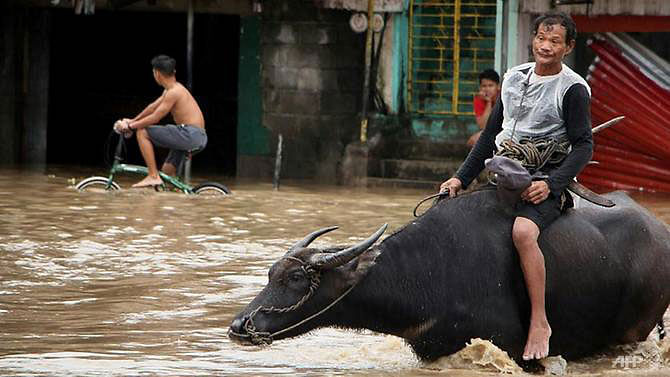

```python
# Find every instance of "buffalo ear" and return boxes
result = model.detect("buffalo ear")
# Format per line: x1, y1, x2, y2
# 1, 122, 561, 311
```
345, 246, 381, 285
309, 245, 380, 287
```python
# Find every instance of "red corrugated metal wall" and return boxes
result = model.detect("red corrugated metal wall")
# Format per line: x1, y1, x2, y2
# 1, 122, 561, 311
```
579, 38, 670, 192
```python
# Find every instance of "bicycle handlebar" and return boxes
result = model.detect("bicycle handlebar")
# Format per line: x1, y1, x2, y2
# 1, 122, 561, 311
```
113, 133, 125, 162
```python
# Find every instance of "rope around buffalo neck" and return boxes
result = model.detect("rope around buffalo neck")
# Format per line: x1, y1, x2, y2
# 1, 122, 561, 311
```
233, 256, 357, 345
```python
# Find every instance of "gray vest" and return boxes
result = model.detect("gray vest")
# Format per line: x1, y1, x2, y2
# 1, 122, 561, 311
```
495, 62, 591, 148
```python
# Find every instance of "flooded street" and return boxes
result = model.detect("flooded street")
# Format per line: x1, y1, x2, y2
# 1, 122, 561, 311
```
1, 166, 670, 376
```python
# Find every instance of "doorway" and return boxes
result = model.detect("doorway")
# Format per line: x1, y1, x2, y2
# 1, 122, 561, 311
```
47, 9, 239, 175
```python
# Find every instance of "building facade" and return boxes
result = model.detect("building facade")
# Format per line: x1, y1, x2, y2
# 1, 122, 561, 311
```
1, 0, 669, 187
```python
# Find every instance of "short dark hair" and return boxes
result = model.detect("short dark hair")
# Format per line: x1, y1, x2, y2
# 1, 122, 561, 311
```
532, 11, 577, 44
151, 55, 176, 76
478, 69, 500, 84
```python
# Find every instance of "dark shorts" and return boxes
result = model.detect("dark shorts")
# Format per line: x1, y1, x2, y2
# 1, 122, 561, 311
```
146, 124, 207, 168
514, 192, 564, 231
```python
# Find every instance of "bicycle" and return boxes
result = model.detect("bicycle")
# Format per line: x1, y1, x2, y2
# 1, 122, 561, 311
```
75, 130, 231, 196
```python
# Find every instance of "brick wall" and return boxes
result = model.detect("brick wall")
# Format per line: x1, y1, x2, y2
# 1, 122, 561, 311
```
260, 0, 364, 182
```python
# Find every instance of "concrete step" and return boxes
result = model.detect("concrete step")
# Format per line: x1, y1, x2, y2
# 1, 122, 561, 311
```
370, 158, 462, 182
366, 177, 440, 191
377, 139, 471, 161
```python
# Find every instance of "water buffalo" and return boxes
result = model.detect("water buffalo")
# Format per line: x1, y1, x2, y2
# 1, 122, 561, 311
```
229, 188, 670, 363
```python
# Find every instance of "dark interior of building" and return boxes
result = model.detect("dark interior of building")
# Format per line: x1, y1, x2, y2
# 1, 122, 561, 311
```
47, 9, 239, 175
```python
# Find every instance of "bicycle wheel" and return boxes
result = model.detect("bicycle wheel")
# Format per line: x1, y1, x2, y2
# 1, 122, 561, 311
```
75, 176, 121, 193
193, 182, 231, 196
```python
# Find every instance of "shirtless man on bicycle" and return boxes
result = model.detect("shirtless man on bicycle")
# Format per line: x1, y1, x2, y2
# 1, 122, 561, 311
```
116, 55, 207, 188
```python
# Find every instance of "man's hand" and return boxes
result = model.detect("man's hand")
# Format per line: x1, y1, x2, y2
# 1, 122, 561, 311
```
113, 120, 133, 138
478, 89, 492, 103
521, 180, 550, 204
439, 177, 463, 198
113, 120, 125, 133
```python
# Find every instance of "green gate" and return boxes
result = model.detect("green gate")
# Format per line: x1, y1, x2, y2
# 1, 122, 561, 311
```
408, 0, 497, 116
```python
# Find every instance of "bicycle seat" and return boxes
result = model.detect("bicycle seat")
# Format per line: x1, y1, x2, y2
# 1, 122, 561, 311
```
186, 148, 204, 157
178, 148, 205, 184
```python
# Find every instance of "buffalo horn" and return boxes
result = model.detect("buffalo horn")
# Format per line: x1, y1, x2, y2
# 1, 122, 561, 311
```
310, 224, 388, 269
592, 115, 625, 134
288, 226, 339, 253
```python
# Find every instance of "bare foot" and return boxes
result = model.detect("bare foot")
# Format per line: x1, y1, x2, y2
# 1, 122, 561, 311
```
523, 321, 552, 360
131, 176, 163, 188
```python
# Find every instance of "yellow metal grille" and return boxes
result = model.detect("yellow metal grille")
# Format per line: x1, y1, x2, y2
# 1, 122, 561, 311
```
408, 0, 497, 115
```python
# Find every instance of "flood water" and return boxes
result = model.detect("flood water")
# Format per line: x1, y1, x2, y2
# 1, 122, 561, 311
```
1, 166, 670, 376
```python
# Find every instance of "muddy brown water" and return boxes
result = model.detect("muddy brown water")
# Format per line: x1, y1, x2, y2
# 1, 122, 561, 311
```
1, 166, 670, 376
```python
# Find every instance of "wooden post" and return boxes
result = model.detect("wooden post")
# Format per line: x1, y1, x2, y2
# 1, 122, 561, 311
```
186, 0, 194, 90
0, 12, 18, 164
359, 0, 375, 144
22, 9, 50, 166
184, 0, 194, 183
273, 134, 283, 190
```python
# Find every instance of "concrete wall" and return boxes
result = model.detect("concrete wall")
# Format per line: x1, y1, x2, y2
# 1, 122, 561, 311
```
260, 0, 364, 182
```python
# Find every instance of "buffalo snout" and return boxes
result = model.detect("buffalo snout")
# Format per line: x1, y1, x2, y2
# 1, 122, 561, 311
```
228, 315, 251, 344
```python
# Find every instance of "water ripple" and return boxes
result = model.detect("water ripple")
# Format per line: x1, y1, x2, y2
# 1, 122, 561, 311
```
1, 167, 670, 376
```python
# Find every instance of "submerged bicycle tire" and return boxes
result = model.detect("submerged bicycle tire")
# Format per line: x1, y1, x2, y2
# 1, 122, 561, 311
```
75, 176, 121, 192
75, 176, 231, 196
193, 182, 231, 195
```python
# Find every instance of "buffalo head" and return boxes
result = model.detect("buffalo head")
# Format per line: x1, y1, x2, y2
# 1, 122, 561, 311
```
228, 224, 387, 345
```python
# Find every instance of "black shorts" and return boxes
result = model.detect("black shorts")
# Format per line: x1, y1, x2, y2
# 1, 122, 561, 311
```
514, 192, 564, 230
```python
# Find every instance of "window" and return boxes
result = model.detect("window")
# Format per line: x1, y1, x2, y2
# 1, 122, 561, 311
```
408, 0, 497, 115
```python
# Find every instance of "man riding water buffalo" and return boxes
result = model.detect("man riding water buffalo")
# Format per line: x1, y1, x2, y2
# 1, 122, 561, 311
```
440, 11, 591, 360
229, 10, 670, 367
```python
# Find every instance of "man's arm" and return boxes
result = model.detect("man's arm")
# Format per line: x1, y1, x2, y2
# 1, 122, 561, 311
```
475, 98, 493, 129
455, 96, 504, 188
546, 84, 593, 195
475, 107, 492, 129
130, 91, 166, 122
128, 90, 178, 130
